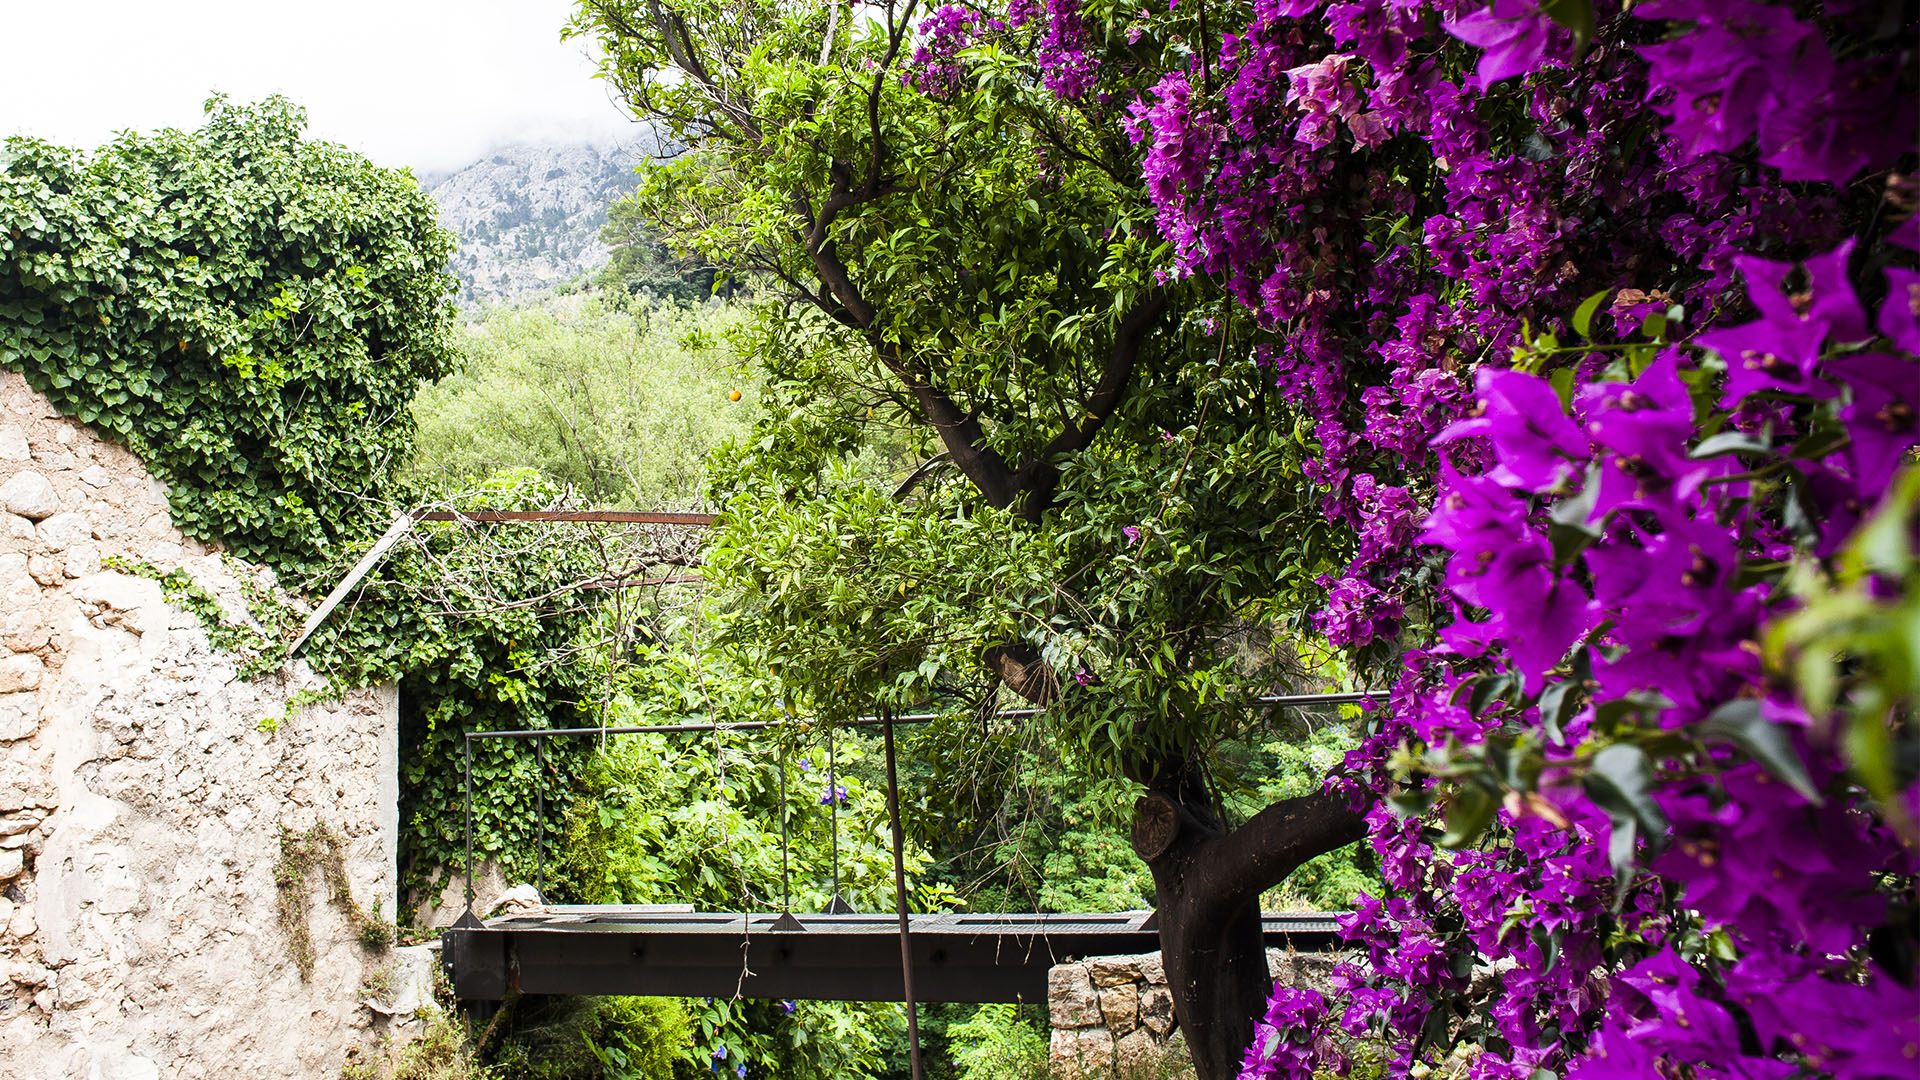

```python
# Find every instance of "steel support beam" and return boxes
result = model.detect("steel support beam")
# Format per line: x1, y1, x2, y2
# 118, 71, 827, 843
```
442, 911, 1342, 1003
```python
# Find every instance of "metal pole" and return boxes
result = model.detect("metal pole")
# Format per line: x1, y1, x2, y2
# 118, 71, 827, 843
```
826, 723, 840, 908
882, 708, 924, 1080
463, 734, 475, 915
779, 751, 791, 913
534, 735, 545, 899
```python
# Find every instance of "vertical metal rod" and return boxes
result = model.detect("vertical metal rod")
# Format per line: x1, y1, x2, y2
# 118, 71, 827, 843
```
882, 708, 924, 1080
463, 733, 475, 914
826, 723, 840, 905
534, 735, 545, 899
778, 750, 791, 912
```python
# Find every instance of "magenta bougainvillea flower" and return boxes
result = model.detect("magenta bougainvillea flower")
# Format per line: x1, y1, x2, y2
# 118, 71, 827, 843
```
1435, 368, 1589, 493
1443, 0, 1555, 86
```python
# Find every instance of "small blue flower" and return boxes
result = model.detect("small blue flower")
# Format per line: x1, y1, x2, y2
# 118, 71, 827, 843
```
736, 1066, 747, 1079
818, 784, 849, 806
780, 1000, 797, 1013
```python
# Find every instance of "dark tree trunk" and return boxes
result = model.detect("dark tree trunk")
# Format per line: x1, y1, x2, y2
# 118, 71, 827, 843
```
1130, 757, 1369, 1080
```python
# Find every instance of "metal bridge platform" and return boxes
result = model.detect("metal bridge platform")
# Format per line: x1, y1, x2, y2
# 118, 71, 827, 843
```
443, 908, 1343, 1003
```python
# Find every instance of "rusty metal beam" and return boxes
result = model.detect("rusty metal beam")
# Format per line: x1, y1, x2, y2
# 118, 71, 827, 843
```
415, 510, 715, 525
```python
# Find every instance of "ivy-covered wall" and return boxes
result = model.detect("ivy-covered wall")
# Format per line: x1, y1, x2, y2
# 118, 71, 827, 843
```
0, 368, 403, 1078
0, 96, 459, 573
0, 98, 611, 912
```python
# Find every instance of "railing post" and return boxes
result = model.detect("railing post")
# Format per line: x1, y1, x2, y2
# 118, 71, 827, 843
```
463, 733, 475, 917
882, 707, 924, 1080
534, 734, 545, 900
778, 749, 790, 913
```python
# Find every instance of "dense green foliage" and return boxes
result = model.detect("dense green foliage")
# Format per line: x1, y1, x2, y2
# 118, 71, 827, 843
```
945, 1004, 1048, 1080
597, 196, 719, 305
0, 96, 459, 570
488, 996, 695, 1080
573, 0, 1352, 779
410, 301, 755, 506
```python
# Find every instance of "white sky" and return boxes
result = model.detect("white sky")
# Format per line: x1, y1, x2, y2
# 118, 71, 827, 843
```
0, 0, 640, 174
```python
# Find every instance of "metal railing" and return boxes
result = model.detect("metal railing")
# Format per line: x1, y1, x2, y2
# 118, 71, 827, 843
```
455, 691, 1373, 916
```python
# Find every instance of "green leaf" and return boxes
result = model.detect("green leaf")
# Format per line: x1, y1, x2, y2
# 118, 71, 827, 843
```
1570, 288, 1608, 338
1701, 699, 1822, 804
1536, 680, 1579, 748
1690, 431, 1772, 459
1550, 466, 1602, 532
1844, 703, 1897, 802
1528, 924, 1565, 975
1469, 671, 1516, 717
1583, 743, 1668, 856
1440, 782, 1498, 848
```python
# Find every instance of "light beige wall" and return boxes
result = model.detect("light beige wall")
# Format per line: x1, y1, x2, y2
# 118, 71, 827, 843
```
0, 371, 402, 1079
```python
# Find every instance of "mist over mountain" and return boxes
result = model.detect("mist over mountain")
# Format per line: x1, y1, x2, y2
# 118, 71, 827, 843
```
422, 136, 661, 305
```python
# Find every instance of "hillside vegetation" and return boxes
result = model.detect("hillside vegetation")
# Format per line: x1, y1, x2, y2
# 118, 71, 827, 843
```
409, 299, 754, 507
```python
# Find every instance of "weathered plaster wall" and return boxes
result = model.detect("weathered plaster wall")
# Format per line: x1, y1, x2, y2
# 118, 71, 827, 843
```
1048, 949, 1337, 1079
0, 371, 403, 1079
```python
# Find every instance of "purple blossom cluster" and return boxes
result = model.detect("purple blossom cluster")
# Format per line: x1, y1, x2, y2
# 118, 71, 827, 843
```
1100, 0, 1918, 1077
1035, 0, 1100, 98
907, 5, 983, 100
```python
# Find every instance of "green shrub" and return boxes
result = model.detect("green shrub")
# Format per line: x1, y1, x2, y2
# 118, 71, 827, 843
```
946, 1004, 1047, 1080
487, 996, 694, 1080
0, 95, 458, 572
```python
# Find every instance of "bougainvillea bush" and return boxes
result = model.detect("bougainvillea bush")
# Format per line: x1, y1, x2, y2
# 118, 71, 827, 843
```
907, 0, 1919, 1075
1120, 0, 1916, 1076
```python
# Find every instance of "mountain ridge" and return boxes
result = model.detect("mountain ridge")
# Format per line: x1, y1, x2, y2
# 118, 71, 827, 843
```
423, 135, 661, 306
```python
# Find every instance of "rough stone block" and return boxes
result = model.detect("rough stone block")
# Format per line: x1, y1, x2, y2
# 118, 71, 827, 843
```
1089, 954, 1143, 986
72, 571, 165, 634
0, 427, 28, 462
1049, 1027, 1114, 1080
0, 654, 43, 693
79, 464, 111, 488
2, 610, 50, 652
0, 847, 21, 881
0, 472, 58, 519
1139, 953, 1165, 985
142, 541, 184, 566
1113, 1027, 1163, 1075
36, 511, 92, 551
4, 513, 32, 540
1267, 948, 1294, 986
64, 542, 100, 578
1293, 953, 1337, 994
1140, 984, 1175, 1036
1099, 981, 1140, 1036
0, 695, 38, 740
1049, 962, 1103, 1028
27, 554, 60, 586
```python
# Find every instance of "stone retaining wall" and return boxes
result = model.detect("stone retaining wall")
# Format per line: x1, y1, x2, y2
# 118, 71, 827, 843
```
1048, 949, 1337, 1079
0, 371, 403, 1079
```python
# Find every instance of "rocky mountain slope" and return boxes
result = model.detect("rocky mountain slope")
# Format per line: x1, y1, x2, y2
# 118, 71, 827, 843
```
422, 137, 659, 305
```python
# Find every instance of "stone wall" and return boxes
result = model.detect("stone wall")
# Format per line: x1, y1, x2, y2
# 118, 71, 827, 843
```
0, 371, 403, 1079
1048, 950, 1337, 1079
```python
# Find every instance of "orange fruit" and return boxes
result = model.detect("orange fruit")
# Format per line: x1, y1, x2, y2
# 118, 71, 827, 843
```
729, 389, 742, 401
